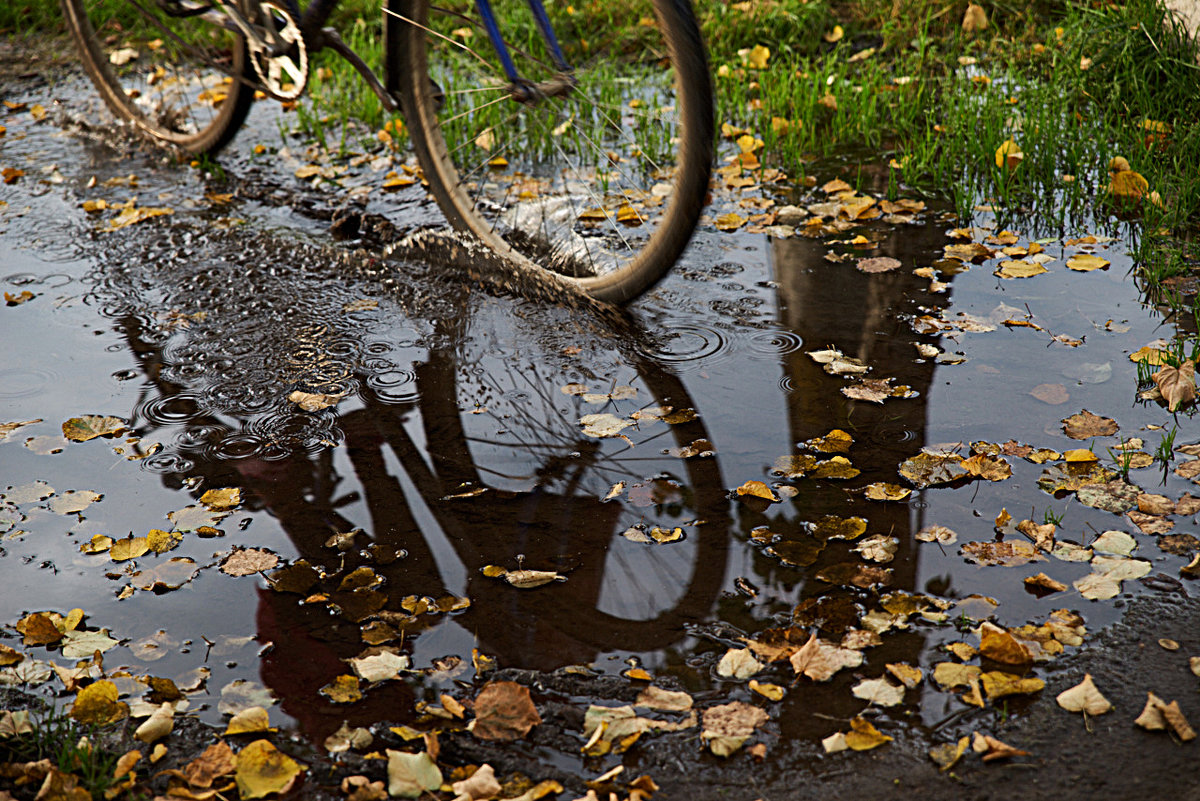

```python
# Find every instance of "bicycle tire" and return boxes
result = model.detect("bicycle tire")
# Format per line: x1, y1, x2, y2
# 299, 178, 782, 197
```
61, 0, 255, 154
386, 0, 714, 304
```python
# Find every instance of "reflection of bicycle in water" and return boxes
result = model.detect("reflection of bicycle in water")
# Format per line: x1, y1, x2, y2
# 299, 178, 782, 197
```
114, 283, 731, 739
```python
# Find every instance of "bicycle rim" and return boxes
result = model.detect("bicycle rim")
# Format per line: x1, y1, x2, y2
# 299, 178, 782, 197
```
389, 0, 714, 304
61, 0, 254, 154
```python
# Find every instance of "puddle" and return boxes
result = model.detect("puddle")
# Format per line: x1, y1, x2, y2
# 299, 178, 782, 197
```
1, 65, 1197, 795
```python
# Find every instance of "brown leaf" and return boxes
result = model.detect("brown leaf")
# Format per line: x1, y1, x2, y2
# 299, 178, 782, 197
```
961, 540, 1045, 567
1030, 383, 1070, 404
857, 257, 902, 274
220, 548, 280, 577
962, 2, 988, 32
1061, 410, 1118, 439
972, 733, 1030, 762
472, 681, 541, 741
978, 622, 1033, 666
1151, 360, 1197, 411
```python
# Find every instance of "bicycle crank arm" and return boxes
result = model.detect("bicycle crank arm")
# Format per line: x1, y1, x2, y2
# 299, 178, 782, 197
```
314, 28, 399, 113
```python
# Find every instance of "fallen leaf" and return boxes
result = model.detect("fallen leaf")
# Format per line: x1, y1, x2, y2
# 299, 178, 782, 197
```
320, 675, 362, 704
1066, 254, 1110, 272
472, 681, 540, 740
1062, 410, 1118, 439
899, 452, 968, 488
851, 677, 905, 707
134, 703, 174, 743
452, 764, 502, 800
980, 671, 1045, 699
857, 257, 901, 273
236, 739, 303, 799
790, 633, 863, 681
1056, 674, 1111, 715
979, 622, 1033, 666
220, 548, 279, 577
1031, 383, 1070, 404
225, 706, 274, 735
289, 389, 344, 411
735, 480, 779, 502
845, 716, 892, 750
963, 2, 988, 32
71, 680, 128, 725
973, 733, 1030, 761
716, 648, 762, 679
916, 524, 958, 544
1151, 360, 1196, 411
62, 415, 127, 442
962, 540, 1044, 567
701, 701, 768, 757
930, 736, 970, 771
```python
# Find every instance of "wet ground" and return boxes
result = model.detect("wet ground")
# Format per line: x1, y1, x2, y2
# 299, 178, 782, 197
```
1, 41, 1199, 801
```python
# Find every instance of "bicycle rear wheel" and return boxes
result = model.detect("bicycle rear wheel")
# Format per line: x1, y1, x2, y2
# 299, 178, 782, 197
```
386, 0, 714, 304
61, 0, 255, 154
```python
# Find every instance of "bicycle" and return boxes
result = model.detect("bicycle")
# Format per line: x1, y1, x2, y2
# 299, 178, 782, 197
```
60, 0, 715, 302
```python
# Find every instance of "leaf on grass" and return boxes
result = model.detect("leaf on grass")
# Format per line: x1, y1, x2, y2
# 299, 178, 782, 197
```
1056, 674, 1111, 715
1151, 360, 1196, 411
235, 740, 303, 799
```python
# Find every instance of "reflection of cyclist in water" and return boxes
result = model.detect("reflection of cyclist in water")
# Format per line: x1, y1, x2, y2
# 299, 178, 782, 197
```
112, 263, 732, 743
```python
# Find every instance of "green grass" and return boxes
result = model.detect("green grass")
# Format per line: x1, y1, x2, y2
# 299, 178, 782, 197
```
0, 705, 123, 798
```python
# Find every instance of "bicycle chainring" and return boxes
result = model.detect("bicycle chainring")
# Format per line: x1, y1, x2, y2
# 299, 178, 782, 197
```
248, 1, 308, 100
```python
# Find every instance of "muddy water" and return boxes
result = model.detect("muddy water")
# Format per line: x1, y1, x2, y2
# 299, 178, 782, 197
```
1, 69, 1197, 784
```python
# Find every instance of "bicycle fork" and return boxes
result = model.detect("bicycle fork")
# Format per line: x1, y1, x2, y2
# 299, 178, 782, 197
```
474, 0, 577, 104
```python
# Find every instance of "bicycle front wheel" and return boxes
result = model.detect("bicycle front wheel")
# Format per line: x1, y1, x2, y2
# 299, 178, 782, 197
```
61, 0, 255, 154
387, 0, 714, 304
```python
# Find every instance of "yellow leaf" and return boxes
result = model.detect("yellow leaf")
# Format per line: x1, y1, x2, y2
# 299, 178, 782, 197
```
844, 716, 892, 750
1129, 346, 1169, 365
744, 44, 770, 70
225, 706, 274, 735
71, 680, 129, 725
99, 206, 173, 232
715, 212, 746, 232
995, 260, 1049, 279
995, 139, 1023, 170
146, 529, 181, 554
962, 2, 988, 32
1056, 674, 1111, 715
823, 25, 844, 43
235, 740, 304, 799
735, 480, 778, 502
1107, 168, 1148, 201
110, 535, 150, 561
1066, 253, 1110, 272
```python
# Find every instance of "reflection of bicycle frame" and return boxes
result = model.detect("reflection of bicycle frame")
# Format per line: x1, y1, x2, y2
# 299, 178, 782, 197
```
115, 292, 731, 738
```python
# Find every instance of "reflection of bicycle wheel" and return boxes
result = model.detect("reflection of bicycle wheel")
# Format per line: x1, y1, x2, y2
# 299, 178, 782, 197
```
371, 337, 731, 652
62, 0, 255, 153
387, 0, 714, 303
